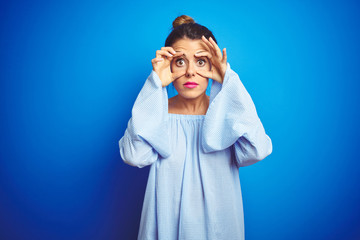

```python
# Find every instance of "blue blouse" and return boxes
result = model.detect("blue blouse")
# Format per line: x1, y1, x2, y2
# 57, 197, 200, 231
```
119, 62, 273, 240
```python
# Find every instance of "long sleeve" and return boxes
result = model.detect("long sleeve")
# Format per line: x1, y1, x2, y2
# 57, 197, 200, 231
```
201, 62, 273, 167
118, 70, 171, 168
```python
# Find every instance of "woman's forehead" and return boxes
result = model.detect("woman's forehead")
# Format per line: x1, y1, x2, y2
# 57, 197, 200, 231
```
174, 48, 207, 53
172, 38, 210, 53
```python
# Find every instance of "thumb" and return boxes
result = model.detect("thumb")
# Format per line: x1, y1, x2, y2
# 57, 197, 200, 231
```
196, 69, 212, 79
172, 72, 185, 82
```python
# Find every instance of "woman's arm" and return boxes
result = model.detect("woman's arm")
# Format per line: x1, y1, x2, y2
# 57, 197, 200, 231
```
201, 62, 273, 167
118, 70, 171, 168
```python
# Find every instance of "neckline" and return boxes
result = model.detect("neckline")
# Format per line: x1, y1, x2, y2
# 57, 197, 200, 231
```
168, 113, 206, 120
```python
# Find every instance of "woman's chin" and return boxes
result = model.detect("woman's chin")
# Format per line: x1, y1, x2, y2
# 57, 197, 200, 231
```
176, 90, 207, 100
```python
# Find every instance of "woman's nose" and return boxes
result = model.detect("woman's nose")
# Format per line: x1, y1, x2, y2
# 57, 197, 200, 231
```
185, 62, 196, 77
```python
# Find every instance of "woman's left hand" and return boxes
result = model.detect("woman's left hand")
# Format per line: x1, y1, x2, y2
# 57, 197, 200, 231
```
195, 35, 227, 84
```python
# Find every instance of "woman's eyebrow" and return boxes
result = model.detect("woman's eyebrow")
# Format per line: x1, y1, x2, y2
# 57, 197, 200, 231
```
174, 50, 207, 57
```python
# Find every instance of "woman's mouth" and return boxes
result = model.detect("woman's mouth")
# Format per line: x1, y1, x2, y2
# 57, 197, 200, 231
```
184, 82, 199, 88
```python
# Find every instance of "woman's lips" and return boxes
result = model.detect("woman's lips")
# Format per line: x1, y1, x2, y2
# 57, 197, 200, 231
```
184, 82, 198, 88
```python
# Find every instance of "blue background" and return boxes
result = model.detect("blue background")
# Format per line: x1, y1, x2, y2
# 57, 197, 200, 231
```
1, 0, 359, 239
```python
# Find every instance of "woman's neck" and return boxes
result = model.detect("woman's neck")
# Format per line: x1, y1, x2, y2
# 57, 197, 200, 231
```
168, 93, 210, 115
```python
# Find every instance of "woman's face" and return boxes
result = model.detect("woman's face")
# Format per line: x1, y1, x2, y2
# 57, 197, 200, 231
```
171, 37, 211, 99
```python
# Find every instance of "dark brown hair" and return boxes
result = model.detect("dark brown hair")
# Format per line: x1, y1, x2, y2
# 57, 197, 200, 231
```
165, 15, 217, 47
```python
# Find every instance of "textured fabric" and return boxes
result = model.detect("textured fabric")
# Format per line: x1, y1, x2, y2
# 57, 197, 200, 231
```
119, 62, 273, 240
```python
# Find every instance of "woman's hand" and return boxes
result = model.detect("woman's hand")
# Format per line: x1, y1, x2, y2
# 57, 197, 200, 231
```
195, 36, 227, 84
151, 47, 184, 87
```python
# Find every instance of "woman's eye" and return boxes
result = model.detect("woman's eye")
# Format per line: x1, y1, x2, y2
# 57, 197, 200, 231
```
176, 59, 185, 67
197, 59, 206, 66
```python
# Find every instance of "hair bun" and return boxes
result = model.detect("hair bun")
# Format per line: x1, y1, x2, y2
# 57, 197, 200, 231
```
172, 15, 195, 28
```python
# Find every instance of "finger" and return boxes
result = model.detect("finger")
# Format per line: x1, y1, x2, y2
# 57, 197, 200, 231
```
172, 73, 185, 81
172, 51, 185, 58
173, 51, 185, 57
157, 50, 184, 60
208, 37, 223, 57
156, 50, 174, 58
161, 47, 177, 55
201, 36, 218, 57
196, 69, 212, 79
222, 48, 227, 63
201, 36, 216, 54
152, 57, 164, 63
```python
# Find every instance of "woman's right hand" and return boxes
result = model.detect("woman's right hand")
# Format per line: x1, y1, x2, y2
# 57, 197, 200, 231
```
151, 47, 184, 87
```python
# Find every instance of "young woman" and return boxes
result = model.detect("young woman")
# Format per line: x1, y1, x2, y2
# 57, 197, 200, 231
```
119, 15, 273, 240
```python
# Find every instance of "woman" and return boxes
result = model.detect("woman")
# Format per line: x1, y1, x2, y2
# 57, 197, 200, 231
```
119, 15, 273, 240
